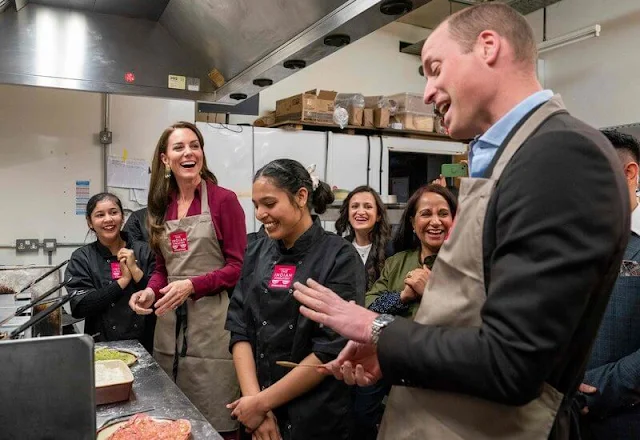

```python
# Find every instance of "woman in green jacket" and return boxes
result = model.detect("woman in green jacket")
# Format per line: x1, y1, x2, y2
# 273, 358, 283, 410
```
366, 183, 457, 317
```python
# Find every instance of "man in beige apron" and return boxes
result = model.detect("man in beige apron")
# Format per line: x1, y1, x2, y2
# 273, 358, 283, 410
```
376, 96, 567, 440
292, 3, 629, 439
154, 180, 239, 433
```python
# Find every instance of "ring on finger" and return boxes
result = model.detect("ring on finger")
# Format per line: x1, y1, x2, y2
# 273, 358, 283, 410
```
407, 271, 413, 278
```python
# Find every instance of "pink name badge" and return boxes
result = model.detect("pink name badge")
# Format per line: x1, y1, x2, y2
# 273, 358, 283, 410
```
110, 262, 122, 280
170, 231, 189, 253
268, 265, 297, 289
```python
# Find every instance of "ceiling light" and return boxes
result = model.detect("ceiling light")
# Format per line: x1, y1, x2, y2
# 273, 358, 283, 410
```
538, 24, 601, 54
380, 0, 413, 16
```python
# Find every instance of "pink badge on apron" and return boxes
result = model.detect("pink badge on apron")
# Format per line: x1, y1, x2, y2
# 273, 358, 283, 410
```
169, 231, 189, 252
110, 261, 122, 280
269, 265, 297, 289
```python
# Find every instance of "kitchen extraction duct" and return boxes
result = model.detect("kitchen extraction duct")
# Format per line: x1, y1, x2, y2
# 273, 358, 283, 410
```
0, 0, 432, 104
399, 0, 565, 55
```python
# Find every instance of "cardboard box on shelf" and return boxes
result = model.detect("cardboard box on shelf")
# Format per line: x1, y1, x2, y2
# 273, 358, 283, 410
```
349, 107, 364, 126
374, 108, 390, 128
363, 109, 374, 127
253, 111, 276, 127
391, 111, 434, 132
196, 112, 227, 123
275, 89, 338, 124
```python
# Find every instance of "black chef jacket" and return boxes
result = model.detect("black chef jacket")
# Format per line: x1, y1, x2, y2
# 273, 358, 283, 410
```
66, 231, 156, 352
226, 218, 366, 440
122, 208, 149, 243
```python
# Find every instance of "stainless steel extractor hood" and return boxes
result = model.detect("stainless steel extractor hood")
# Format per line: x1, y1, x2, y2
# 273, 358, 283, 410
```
398, 0, 563, 55
0, 0, 432, 105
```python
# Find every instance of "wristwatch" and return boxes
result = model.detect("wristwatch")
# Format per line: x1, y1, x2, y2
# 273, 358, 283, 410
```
371, 314, 396, 346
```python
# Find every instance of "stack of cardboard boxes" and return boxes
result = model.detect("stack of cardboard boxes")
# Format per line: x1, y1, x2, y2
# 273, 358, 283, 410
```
264, 90, 437, 133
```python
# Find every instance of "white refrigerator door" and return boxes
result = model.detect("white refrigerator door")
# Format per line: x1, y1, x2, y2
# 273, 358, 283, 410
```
326, 132, 371, 191
254, 127, 329, 232
198, 122, 256, 233
324, 132, 373, 233
253, 127, 328, 179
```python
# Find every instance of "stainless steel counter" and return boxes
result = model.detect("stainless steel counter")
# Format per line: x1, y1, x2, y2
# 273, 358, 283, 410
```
96, 340, 223, 439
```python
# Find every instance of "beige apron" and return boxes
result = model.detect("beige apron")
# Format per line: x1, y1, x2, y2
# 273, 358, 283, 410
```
153, 180, 239, 432
379, 96, 568, 440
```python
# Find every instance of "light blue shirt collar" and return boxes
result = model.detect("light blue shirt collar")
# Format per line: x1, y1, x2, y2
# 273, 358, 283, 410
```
469, 90, 554, 177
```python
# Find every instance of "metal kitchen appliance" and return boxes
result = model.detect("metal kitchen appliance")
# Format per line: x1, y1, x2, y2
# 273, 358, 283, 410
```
0, 265, 66, 336
0, 334, 96, 440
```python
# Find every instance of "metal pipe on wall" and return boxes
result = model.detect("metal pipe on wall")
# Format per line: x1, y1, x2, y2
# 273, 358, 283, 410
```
102, 93, 110, 192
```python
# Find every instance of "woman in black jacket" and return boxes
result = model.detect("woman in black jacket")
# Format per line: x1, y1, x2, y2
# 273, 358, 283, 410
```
66, 193, 155, 352
226, 159, 366, 440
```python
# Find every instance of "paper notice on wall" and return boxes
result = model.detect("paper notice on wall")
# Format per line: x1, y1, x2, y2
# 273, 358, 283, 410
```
130, 188, 149, 206
168, 75, 186, 90
76, 180, 90, 215
107, 156, 149, 189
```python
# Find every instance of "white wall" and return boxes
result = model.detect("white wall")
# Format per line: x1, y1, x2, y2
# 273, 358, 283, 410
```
231, 21, 431, 124
0, 84, 194, 266
527, 0, 640, 128
108, 94, 195, 211
0, 84, 102, 266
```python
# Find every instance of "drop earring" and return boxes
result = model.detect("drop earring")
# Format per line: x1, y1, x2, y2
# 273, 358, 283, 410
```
164, 165, 172, 179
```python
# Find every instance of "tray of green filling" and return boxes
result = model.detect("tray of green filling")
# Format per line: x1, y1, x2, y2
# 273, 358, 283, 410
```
94, 348, 138, 366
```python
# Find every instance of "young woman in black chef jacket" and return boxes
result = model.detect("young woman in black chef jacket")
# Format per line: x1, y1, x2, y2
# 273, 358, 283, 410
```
226, 159, 366, 440
65, 193, 155, 352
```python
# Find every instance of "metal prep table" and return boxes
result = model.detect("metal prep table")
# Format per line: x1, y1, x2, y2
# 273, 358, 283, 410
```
96, 340, 223, 439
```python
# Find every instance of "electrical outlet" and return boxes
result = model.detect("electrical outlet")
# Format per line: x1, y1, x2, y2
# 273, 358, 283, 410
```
43, 239, 57, 251
15, 239, 27, 252
16, 238, 39, 253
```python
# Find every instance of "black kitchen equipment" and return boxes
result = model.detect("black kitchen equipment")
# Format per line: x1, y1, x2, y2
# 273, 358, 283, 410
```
0, 334, 96, 439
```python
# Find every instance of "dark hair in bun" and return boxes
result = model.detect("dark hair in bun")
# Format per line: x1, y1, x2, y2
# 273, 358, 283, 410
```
253, 159, 334, 214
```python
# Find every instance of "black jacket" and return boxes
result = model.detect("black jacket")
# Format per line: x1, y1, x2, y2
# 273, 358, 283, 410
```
226, 219, 366, 440
580, 233, 640, 439
122, 208, 149, 243
66, 231, 156, 352
377, 110, 630, 439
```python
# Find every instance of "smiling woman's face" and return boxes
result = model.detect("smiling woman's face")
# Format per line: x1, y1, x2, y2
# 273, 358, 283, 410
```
348, 191, 379, 235
411, 191, 453, 253
161, 128, 204, 181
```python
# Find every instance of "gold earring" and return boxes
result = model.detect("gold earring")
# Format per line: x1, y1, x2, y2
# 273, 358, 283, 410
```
164, 165, 172, 179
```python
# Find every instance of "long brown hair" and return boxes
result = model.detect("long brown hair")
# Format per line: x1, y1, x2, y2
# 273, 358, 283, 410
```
147, 121, 217, 252
335, 186, 391, 289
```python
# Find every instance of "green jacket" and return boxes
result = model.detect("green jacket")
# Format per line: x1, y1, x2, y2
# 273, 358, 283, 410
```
366, 248, 433, 318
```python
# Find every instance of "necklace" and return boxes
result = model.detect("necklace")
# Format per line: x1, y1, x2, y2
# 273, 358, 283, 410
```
353, 241, 372, 262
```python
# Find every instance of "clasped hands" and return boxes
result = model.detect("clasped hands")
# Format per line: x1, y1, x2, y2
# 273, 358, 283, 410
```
128, 279, 194, 316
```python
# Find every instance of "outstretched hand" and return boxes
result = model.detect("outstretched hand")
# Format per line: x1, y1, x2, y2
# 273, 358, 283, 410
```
292, 279, 378, 344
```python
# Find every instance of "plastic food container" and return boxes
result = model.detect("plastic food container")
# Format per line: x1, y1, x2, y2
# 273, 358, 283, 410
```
386, 93, 435, 115
95, 359, 134, 405
391, 111, 435, 132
